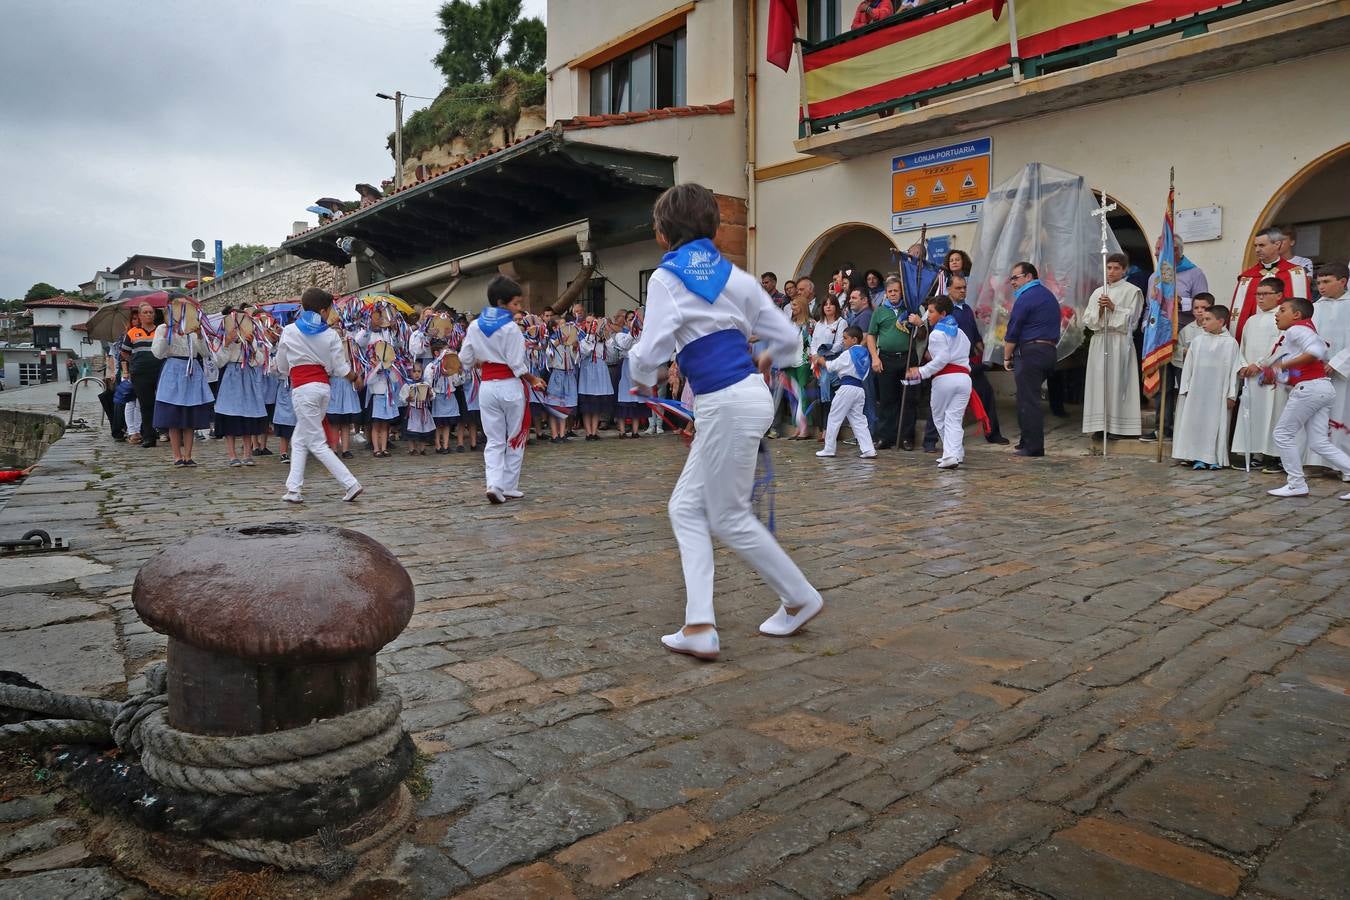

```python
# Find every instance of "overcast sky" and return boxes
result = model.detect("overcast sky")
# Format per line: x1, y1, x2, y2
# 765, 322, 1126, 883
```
0, 0, 547, 299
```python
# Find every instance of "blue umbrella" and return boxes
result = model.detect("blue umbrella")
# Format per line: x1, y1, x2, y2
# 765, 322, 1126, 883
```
261, 302, 300, 325
307, 205, 336, 218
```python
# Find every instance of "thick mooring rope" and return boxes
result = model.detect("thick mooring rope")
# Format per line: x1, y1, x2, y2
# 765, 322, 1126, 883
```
0, 665, 412, 880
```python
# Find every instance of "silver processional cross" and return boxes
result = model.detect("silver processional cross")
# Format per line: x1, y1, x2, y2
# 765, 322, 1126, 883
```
1090, 190, 1117, 454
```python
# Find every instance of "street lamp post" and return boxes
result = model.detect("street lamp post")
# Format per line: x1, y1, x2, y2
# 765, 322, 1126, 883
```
376, 91, 405, 191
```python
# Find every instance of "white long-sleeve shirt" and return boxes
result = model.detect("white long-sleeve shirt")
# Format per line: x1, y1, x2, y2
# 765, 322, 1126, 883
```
274, 323, 351, 380
810, 318, 848, 358
628, 265, 802, 387
824, 345, 870, 383
150, 325, 208, 360
919, 321, 972, 379
459, 318, 529, 377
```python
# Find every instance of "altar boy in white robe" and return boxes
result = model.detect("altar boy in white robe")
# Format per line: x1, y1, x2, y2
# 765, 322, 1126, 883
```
1172, 305, 1241, 469
1233, 278, 1288, 472
628, 182, 824, 662
1307, 263, 1350, 477
1082, 253, 1143, 438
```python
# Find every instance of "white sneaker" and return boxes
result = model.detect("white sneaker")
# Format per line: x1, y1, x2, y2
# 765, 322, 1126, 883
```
1339, 491, 1350, 500
937, 457, 960, 469
282, 492, 304, 504
654, 426, 665, 434
342, 483, 364, 502
485, 487, 506, 504
759, 594, 824, 637
815, 450, 836, 458
1267, 483, 1309, 497
859, 451, 877, 459
502, 489, 523, 499
1341, 471, 1350, 483
661, 627, 720, 660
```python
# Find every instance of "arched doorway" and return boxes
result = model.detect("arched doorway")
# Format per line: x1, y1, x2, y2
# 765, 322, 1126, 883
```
1092, 191, 1155, 282
1246, 143, 1350, 269
794, 223, 899, 296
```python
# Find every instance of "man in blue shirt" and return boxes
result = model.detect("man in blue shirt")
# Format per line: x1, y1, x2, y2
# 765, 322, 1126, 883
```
922, 275, 1007, 450
1002, 262, 1061, 457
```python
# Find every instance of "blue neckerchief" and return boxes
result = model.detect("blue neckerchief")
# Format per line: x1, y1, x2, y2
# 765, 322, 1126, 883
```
1014, 278, 1043, 300
478, 306, 513, 337
295, 310, 328, 335
658, 238, 732, 303
933, 314, 959, 337
1177, 256, 1196, 273
847, 344, 870, 380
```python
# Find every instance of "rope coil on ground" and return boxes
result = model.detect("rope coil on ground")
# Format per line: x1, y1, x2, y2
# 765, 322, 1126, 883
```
203, 785, 415, 882
0, 665, 415, 877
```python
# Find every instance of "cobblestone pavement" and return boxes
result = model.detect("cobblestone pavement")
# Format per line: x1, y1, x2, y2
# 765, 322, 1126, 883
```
0, 384, 1346, 899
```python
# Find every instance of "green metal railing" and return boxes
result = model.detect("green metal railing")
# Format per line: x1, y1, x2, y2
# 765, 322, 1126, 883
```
801, 0, 1298, 135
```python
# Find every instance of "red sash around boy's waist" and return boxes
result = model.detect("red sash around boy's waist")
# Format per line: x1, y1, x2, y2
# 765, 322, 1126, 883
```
480, 362, 517, 381
1287, 360, 1327, 385
289, 364, 329, 388
935, 363, 970, 377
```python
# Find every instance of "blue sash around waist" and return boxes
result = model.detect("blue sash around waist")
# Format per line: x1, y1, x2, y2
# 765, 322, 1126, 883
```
839, 376, 864, 388
675, 328, 755, 395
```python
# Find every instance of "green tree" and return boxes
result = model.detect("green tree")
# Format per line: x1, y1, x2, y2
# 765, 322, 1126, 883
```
221, 243, 271, 272
433, 0, 545, 87
24, 282, 65, 302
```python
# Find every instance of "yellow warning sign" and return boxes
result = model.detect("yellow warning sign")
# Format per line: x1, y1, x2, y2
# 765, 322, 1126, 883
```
891, 138, 992, 233
892, 157, 990, 214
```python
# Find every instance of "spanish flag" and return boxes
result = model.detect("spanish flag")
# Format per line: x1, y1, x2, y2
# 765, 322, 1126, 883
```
766, 0, 799, 72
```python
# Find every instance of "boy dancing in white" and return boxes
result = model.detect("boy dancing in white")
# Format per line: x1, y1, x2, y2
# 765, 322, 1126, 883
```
459, 276, 546, 504
1265, 297, 1350, 499
274, 289, 363, 504
909, 296, 977, 469
629, 183, 824, 661
815, 326, 877, 459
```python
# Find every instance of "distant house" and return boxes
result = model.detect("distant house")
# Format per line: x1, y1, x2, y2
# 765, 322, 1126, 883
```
103, 254, 204, 292
24, 296, 99, 355
79, 269, 122, 297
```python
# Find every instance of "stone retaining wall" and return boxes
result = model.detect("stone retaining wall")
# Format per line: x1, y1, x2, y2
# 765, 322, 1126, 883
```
0, 410, 64, 467
195, 251, 348, 313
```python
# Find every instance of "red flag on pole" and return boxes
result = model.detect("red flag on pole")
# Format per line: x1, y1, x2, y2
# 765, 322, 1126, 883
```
767, 0, 799, 72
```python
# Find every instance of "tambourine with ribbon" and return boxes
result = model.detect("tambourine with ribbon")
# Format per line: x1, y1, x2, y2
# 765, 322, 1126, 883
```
439, 351, 463, 377
169, 297, 201, 335
371, 340, 397, 370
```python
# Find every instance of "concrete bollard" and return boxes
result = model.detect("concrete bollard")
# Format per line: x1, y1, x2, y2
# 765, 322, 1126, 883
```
132, 523, 414, 736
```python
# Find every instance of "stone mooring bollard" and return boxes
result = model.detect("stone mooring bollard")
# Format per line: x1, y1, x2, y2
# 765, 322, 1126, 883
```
133, 523, 414, 736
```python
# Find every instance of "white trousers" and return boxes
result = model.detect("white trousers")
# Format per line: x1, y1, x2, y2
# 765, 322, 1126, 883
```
124, 395, 142, 434
479, 378, 525, 492
1274, 379, 1350, 489
930, 372, 972, 461
287, 382, 358, 494
668, 374, 821, 627
822, 384, 874, 455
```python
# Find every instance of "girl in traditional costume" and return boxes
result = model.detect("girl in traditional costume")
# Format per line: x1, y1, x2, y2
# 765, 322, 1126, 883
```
213, 310, 269, 467
611, 312, 647, 438
577, 316, 613, 441
151, 298, 214, 466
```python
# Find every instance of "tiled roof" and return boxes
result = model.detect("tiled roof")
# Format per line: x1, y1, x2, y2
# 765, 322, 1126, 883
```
558, 99, 734, 130
24, 295, 100, 311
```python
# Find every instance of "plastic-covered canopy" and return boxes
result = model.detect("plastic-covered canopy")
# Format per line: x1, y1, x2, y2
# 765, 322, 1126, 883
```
969, 163, 1120, 362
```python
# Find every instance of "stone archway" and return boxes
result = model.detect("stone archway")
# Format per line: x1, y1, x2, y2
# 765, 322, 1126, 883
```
1093, 191, 1155, 280
1245, 142, 1350, 269
794, 222, 899, 296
